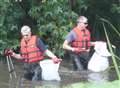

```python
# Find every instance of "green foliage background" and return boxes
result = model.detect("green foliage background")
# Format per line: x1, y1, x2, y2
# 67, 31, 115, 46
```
0, 0, 120, 58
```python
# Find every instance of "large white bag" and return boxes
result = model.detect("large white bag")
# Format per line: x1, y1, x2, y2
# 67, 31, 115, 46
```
88, 41, 111, 72
40, 59, 61, 81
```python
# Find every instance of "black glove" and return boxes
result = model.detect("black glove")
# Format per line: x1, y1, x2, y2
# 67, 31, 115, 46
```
4, 48, 13, 56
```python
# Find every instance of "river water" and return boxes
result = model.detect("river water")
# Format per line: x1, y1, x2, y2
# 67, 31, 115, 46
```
0, 58, 118, 88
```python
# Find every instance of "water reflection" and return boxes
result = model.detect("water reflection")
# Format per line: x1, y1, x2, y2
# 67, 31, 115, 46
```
8, 78, 61, 88
87, 71, 109, 83
34, 81, 61, 88
0, 62, 118, 88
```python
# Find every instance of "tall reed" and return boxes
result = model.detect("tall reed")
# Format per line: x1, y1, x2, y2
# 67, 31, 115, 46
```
101, 18, 120, 79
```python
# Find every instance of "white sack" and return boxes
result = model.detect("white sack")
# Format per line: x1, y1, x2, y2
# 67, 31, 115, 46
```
40, 59, 61, 81
88, 41, 111, 72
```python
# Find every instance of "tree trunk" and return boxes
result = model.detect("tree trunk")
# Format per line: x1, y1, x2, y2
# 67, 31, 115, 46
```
69, 0, 77, 10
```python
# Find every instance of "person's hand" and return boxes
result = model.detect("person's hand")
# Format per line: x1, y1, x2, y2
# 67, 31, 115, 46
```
4, 48, 14, 56
72, 48, 87, 53
72, 48, 81, 53
51, 57, 62, 64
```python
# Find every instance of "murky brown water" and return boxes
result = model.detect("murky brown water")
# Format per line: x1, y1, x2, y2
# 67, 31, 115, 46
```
0, 58, 118, 88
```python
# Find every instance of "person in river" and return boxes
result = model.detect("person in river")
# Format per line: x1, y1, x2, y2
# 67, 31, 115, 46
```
4, 25, 62, 81
63, 16, 93, 71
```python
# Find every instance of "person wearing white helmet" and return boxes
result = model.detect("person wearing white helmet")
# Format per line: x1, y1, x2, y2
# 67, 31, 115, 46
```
5, 25, 62, 81
21, 25, 31, 35
63, 16, 92, 71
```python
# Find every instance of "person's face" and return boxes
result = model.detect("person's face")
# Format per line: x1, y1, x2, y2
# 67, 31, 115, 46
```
22, 32, 31, 41
77, 22, 88, 29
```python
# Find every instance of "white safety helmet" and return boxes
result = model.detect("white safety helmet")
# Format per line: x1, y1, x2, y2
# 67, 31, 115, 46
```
21, 25, 31, 35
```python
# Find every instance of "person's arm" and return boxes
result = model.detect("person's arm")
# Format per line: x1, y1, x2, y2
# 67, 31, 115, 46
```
44, 49, 57, 58
90, 41, 95, 46
37, 37, 62, 63
37, 38, 47, 53
63, 31, 76, 52
63, 40, 82, 52
12, 53, 23, 59
44, 49, 62, 63
37, 37, 57, 58
63, 31, 88, 53
63, 40, 74, 52
4, 48, 23, 59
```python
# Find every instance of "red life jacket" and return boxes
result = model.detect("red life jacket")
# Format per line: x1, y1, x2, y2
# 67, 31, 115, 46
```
20, 35, 44, 63
71, 27, 91, 49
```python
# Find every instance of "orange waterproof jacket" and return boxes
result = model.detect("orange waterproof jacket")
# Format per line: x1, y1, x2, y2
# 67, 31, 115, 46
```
71, 27, 91, 50
20, 35, 44, 63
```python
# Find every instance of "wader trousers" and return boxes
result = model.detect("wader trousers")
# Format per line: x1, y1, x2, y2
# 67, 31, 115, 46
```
70, 51, 90, 71
23, 61, 42, 81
